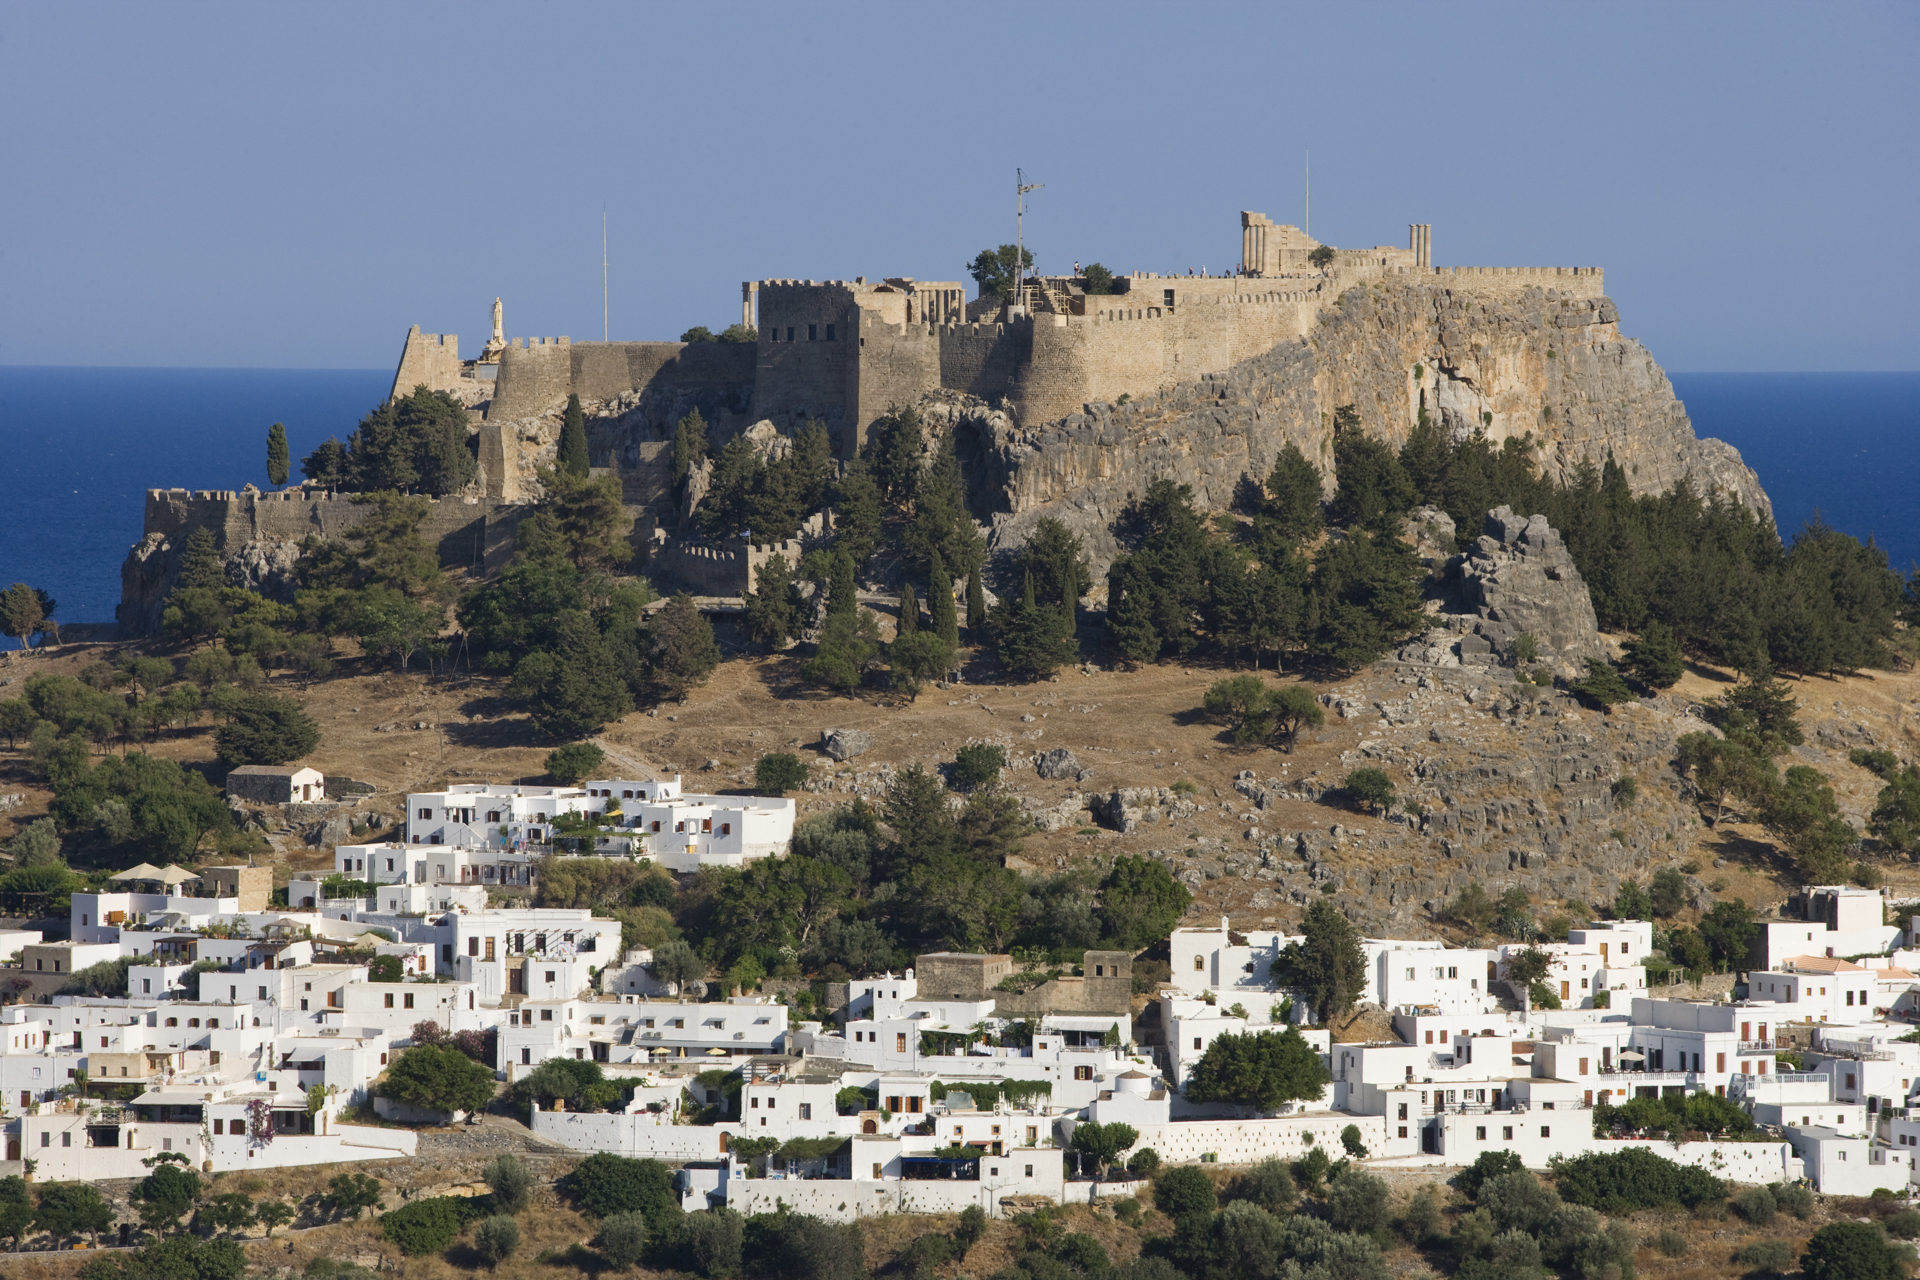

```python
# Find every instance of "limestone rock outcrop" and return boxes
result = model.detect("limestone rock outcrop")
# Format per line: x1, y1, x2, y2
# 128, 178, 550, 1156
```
1034, 748, 1083, 780
1440, 507, 1604, 669
819, 728, 874, 762
968, 281, 1770, 584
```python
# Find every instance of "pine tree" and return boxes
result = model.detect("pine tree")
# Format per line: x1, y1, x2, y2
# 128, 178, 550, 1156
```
745, 554, 797, 651
558, 393, 590, 478
965, 569, 987, 633
1262, 442, 1325, 548
927, 552, 959, 650
1622, 620, 1685, 688
827, 552, 859, 619
896, 582, 919, 636
176, 527, 225, 590
996, 570, 1078, 681
301, 437, 347, 488
672, 408, 710, 488
266, 422, 290, 489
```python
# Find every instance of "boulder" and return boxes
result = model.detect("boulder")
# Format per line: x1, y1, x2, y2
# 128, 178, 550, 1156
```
1025, 796, 1090, 833
305, 812, 358, 848
1440, 506, 1605, 669
1034, 748, 1082, 780
819, 728, 874, 761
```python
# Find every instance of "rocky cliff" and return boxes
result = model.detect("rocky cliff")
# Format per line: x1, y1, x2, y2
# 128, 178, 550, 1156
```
964, 280, 1770, 579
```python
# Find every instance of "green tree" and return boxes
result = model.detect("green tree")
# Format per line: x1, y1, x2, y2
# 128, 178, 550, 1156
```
1309, 530, 1425, 668
1718, 664, 1803, 757
546, 742, 606, 784
926, 552, 960, 651
968, 243, 1034, 302
559, 393, 590, 477
341, 386, 477, 495
1648, 868, 1688, 917
745, 553, 799, 651
755, 753, 809, 796
301, 436, 348, 487
1762, 766, 1858, 883
951, 743, 1006, 792
965, 569, 987, 633
1069, 1121, 1139, 1178
904, 433, 986, 582
1448, 883, 1499, 934
1330, 428, 1416, 533
802, 608, 881, 691
1100, 855, 1193, 949
1182, 1026, 1332, 1112
994, 571, 1078, 681
380, 1197, 469, 1256
266, 422, 290, 489
1697, 899, 1757, 971
828, 461, 884, 571
1802, 1223, 1906, 1280
511, 616, 633, 739
255, 1199, 296, 1238
647, 594, 720, 700
1571, 658, 1635, 710
139, 1164, 201, 1234
320, 1172, 383, 1221
1868, 764, 1920, 854
1204, 675, 1272, 743
1343, 767, 1395, 814
595, 1211, 649, 1269
0, 583, 47, 650
672, 408, 711, 489
1308, 245, 1336, 268
202, 1192, 256, 1236
1261, 442, 1326, 548
519, 466, 632, 571
562, 1154, 681, 1226
1503, 947, 1553, 1007
475, 1215, 521, 1268
376, 1043, 498, 1116
1277, 899, 1368, 1023
1676, 731, 1776, 823
34, 1182, 113, 1243
1613, 881, 1652, 920
1327, 1170, 1389, 1233
1622, 621, 1684, 688
889, 629, 953, 700
213, 693, 320, 766
1081, 263, 1115, 295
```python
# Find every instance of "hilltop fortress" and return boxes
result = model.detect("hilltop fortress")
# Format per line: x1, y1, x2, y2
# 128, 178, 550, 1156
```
119, 212, 1769, 625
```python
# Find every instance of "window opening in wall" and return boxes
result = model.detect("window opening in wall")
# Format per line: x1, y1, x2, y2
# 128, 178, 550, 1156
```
786, 327, 794, 341
826, 324, 835, 340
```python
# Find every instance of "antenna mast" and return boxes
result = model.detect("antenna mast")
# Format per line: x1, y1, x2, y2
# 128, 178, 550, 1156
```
1305, 148, 1310, 240
602, 211, 609, 342
1016, 167, 1043, 313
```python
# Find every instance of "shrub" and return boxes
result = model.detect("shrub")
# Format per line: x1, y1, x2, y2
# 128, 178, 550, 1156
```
1735, 1239, 1796, 1275
376, 1043, 497, 1116
1399, 1185, 1442, 1243
482, 1154, 530, 1214
1326, 1170, 1391, 1235
545, 742, 605, 784
1340, 1123, 1369, 1158
1803, 1222, 1907, 1280
1883, 1208, 1920, 1240
955, 1203, 987, 1251
1343, 767, 1395, 813
1652, 1228, 1689, 1258
1126, 1148, 1161, 1178
380, 1197, 471, 1256
1153, 1165, 1217, 1218
563, 1154, 680, 1225
1734, 1185, 1777, 1224
1233, 1157, 1295, 1215
1773, 1182, 1814, 1218
594, 1211, 649, 1269
1554, 1147, 1724, 1213
685, 1207, 743, 1276
951, 742, 1007, 791
753, 752, 808, 796
473, 1215, 520, 1268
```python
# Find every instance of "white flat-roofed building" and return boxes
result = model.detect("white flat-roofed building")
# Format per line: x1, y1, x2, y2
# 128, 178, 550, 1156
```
331, 842, 532, 890
404, 777, 795, 871
1748, 956, 1890, 1025
1378, 947, 1498, 1014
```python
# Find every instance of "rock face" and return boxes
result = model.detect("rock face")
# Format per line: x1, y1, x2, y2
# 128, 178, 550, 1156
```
819, 729, 874, 762
1441, 507, 1604, 669
964, 281, 1770, 584
1034, 748, 1083, 780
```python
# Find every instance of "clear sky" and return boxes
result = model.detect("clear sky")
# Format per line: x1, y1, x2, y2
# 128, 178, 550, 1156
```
2, 1, 1913, 372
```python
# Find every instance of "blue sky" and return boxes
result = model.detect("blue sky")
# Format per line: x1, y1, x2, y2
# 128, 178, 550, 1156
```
1, 1, 1913, 371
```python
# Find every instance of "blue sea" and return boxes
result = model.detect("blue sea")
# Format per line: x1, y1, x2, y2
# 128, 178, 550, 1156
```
0, 367, 1913, 634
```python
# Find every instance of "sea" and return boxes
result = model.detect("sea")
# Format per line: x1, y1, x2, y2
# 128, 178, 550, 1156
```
0, 367, 1913, 636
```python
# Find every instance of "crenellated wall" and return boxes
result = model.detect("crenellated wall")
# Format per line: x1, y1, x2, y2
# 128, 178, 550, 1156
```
117, 488, 529, 635
390, 327, 462, 401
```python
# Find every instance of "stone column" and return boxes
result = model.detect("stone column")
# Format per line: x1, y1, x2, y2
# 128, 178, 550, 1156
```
742, 282, 758, 329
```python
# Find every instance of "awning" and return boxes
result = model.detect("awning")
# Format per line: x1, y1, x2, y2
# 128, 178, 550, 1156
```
151, 865, 201, 885
109, 864, 167, 882
1616, 1050, 1646, 1061
705, 1048, 730, 1057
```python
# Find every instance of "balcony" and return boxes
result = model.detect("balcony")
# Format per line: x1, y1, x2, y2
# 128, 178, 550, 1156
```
1738, 1041, 1774, 1054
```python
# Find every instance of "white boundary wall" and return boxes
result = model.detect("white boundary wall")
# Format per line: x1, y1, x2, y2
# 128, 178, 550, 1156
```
1131, 1114, 1389, 1166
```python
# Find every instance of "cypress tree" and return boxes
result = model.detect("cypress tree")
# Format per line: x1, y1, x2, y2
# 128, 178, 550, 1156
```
965, 569, 987, 633
827, 552, 858, 619
266, 422, 290, 489
558, 393, 590, 478
896, 582, 920, 636
928, 552, 959, 649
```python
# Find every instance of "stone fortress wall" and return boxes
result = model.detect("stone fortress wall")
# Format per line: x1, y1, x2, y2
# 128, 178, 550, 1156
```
117, 487, 528, 634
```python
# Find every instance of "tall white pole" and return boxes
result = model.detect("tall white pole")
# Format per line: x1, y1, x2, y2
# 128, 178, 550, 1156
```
1305, 148, 1310, 240
602, 211, 609, 342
